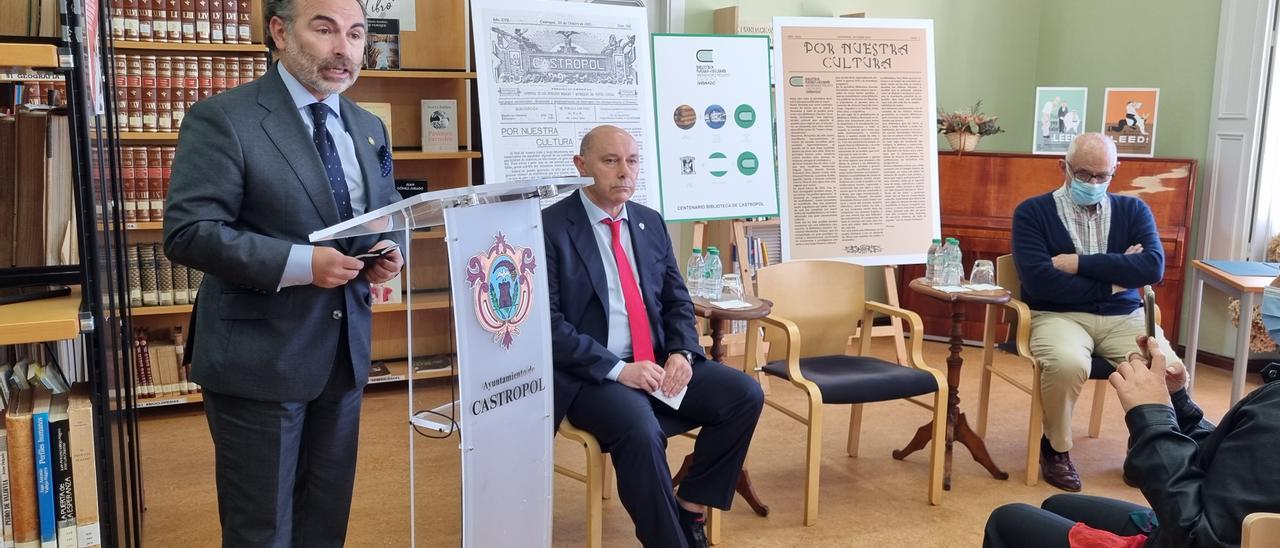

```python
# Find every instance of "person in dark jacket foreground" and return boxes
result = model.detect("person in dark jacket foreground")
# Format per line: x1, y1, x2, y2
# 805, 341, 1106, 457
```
983, 335, 1280, 548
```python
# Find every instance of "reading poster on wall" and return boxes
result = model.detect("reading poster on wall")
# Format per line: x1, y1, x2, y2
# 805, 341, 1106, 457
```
472, 0, 659, 209
651, 34, 779, 222
772, 18, 940, 264
1101, 87, 1159, 157
1032, 86, 1087, 155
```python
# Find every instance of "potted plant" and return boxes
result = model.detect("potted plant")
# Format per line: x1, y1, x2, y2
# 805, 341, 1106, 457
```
937, 100, 1005, 152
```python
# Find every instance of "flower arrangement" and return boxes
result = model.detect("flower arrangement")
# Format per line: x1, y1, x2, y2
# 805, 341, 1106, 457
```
936, 100, 1006, 136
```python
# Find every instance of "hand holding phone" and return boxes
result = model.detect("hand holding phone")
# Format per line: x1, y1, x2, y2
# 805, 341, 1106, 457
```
354, 242, 399, 266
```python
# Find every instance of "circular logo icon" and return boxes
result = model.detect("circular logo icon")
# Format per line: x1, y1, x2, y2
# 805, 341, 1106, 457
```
734, 104, 756, 129
707, 152, 728, 177
737, 151, 759, 176
673, 105, 696, 130
704, 104, 727, 129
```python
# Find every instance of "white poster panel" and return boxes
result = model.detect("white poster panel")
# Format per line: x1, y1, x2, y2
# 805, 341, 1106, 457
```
651, 34, 779, 222
473, 0, 660, 209
772, 17, 940, 265
445, 198, 554, 548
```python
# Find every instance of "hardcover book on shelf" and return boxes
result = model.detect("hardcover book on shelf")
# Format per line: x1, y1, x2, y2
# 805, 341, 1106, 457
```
364, 19, 400, 70
357, 102, 392, 143
420, 100, 457, 153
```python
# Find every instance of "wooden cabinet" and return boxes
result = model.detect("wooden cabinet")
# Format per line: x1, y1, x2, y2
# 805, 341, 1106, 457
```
899, 152, 1196, 344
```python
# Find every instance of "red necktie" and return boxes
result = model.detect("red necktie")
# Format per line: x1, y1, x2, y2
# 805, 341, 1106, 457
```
603, 219, 655, 362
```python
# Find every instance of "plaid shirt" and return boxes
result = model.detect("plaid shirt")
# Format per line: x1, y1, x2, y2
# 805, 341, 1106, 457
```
1052, 185, 1111, 255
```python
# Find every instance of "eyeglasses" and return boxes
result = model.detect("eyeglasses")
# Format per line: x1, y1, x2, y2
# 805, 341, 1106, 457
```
1065, 162, 1115, 184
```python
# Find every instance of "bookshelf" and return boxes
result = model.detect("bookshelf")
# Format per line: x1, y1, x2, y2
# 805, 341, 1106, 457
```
0, 287, 85, 345
0, 42, 59, 69
114, 0, 476, 413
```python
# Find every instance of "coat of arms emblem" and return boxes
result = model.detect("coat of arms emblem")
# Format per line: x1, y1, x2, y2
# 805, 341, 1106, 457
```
466, 233, 537, 349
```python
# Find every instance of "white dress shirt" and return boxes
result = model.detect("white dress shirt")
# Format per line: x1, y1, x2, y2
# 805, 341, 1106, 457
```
276, 62, 369, 289
578, 190, 642, 382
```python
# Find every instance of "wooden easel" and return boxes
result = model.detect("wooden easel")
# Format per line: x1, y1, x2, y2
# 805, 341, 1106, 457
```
691, 219, 910, 367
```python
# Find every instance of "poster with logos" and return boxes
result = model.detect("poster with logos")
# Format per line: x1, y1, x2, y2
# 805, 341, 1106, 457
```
472, 0, 659, 209
1101, 87, 1159, 157
446, 198, 554, 548
1032, 86, 1087, 155
651, 34, 778, 222
772, 17, 940, 265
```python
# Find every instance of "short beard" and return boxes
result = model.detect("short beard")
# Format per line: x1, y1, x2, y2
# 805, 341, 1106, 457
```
281, 34, 361, 97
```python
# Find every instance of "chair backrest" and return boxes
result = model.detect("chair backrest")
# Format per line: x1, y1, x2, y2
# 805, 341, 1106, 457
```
1244, 513, 1280, 548
756, 260, 865, 360
996, 254, 1021, 300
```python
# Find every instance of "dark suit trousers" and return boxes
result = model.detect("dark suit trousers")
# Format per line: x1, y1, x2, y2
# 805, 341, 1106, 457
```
566, 358, 764, 548
983, 494, 1150, 548
203, 330, 363, 548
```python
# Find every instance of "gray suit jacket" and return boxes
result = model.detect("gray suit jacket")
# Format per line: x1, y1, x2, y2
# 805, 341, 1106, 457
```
163, 63, 404, 402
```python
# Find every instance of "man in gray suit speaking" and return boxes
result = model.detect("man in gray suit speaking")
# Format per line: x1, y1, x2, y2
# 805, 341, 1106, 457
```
162, 0, 404, 543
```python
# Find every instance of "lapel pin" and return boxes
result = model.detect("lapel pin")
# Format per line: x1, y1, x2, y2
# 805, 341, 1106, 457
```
639, 222, 646, 230
367, 136, 375, 145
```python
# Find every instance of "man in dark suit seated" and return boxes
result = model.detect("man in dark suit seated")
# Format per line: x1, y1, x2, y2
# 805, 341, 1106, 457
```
543, 125, 765, 548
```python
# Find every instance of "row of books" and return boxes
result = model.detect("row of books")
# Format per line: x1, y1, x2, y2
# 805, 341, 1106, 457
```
125, 243, 203, 308
0, 347, 101, 548
120, 145, 175, 223
132, 328, 199, 399
111, 0, 253, 44
0, 81, 69, 116
0, 107, 77, 268
115, 53, 268, 134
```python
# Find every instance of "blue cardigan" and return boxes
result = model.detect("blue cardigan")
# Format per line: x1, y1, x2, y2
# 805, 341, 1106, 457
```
1011, 191, 1164, 316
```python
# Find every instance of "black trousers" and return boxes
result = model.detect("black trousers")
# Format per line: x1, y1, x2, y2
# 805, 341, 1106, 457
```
566, 358, 765, 548
984, 494, 1150, 548
203, 335, 363, 548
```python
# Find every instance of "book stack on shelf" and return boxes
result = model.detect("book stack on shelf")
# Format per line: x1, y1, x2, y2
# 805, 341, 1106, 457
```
121, 145, 176, 223
0, 78, 68, 112
115, 52, 267, 134
0, 346, 101, 548
126, 243, 202, 308
112, 0, 253, 45
132, 327, 199, 401
0, 105, 77, 268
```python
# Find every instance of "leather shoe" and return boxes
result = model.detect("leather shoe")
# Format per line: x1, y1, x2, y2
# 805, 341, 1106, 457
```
678, 509, 708, 548
1041, 450, 1082, 492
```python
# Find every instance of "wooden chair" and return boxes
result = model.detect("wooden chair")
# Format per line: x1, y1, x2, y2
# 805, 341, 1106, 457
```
751, 260, 947, 526
555, 421, 722, 547
977, 254, 1160, 486
1243, 513, 1280, 548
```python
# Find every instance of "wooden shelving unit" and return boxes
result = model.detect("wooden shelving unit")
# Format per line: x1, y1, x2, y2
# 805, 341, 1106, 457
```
393, 150, 480, 161
120, 131, 179, 141
0, 287, 84, 345
362, 70, 476, 80
131, 290, 450, 317
111, 40, 266, 53
0, 43, 59, 69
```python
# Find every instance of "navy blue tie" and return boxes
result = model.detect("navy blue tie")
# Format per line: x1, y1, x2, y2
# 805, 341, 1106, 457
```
309, 102, 354, 221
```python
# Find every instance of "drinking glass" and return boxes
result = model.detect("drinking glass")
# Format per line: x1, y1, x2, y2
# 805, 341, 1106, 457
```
971, 260, 995, 286
722, 273, 744, 299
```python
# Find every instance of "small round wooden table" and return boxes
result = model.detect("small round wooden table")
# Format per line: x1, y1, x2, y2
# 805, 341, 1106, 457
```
895, 278, 1010, 490
671, 294, 772, 517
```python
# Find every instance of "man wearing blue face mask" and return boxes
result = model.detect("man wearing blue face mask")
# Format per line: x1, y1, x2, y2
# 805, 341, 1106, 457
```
1011, 132, 1182, 492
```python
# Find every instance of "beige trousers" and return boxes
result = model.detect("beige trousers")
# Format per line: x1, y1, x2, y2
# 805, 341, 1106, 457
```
1029, 309, 1181, 453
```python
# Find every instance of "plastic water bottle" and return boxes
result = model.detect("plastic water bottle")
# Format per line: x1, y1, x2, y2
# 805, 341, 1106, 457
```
702, 247, 724, 299
685, 247, 704, 297
925, 238, 942, 282
943, 238, 964, 285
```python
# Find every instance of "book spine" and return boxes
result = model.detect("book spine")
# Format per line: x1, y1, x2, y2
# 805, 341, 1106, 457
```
140, 55, 157, 133
50, 417, 73, 548
112, 0, 125, 40
156, 56, 172, 132
236, 0, 250, 44
253, 54, 267, 79
148, 146, 163, 220
165, 0, 181, 42
183, 56, 199, 112
67, 392, 101, 548
155, 245, 174, 307
139, 245, 158, 307
137, 0, 153, 42
123, 0, 140, 41
32, 413, 52, 548
0, 430, 12, 548
153, 0, 170, 42
197, 56, 213, 101
208, 0, 223, 44
162, 145, 175, 216
134, 146, 150, 222
126, 245, 141, 307
135, 333, 155, 398
187, 268, 202, 307
194, 0, 210, 43
114, 55, 128, 129
180, 0, 195, 43
211, 56, 227, 97
170, 57, 186, 129
221, 0, 237, 45
120, 147, 136, 223
126, 55, 142, 132
172, 264, 189, 306
7, 413, 36, 547
225, 56, 239, 90
238, 53, 254, 83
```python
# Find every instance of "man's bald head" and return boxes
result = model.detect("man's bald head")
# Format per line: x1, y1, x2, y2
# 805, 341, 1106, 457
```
579, 125, 634, 156
1065, 133, 1118, 171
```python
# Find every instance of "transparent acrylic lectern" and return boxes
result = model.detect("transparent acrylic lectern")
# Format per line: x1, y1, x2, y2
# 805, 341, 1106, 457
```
310, 177, 589, 548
